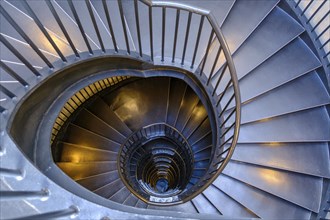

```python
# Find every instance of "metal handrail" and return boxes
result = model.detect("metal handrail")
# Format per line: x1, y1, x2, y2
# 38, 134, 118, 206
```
287, 0, 330, 87
137, 0, 241, 204
0, 0, 241, 209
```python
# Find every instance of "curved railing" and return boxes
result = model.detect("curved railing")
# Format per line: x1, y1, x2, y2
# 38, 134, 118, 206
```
0, 0, 241, 212
286, 0, 330, 87
122, 0, 241, 204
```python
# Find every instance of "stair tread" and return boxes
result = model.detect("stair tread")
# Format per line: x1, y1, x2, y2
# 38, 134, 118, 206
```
222, 161, 323, 212
103, 78, 168, 131
87, 97, 132, 138
213, 6, 305, 95
110, 186, 131, 204
224, 71, 330, 124
192, 194, 220, 214
123, 193, 139, 206
204, 184, 258, 218
222, 0, 279, 53
182, 101, 208, 138
216, 174, 312, 219
63, 123, 121, 152
175, 87, 200, 132
73, 108, 126, 144
76, 170, 119, 192
93, 178, 125, 199
57, 142, 118, 163
223, 38, 322, 110
234, 107, 330, 143
166, 79, 187, 126
56, 161, 117, 180
231, 142, 330, 178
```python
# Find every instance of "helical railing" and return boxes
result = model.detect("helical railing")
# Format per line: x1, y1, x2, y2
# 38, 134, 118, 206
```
0, 0, 241, 214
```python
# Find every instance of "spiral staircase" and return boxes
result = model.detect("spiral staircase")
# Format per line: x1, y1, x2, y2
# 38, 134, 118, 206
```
0, 0, 329, 219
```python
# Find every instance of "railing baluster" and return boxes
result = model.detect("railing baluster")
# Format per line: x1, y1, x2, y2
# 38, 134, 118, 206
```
207, 46, 222, 86
0, 190, 49, 201
22, 0, 67, 62
0, 35, 40, 77
220, 122, 235, 139
68, 0, 93, 54
306, 0, 327, 24
0, 5, 53, 69
316, 25, 330, 41
300, 0, 314, 16
219, 94, 235, 118
0, 168, 22, 178
295, 0, 302, 8
0, 61, 29, 87
216, 79, 232, 106
149, 6, 154, 61
212, 63, 227, 96
102, 0, 118, 52
86, 0, 105, 53
200, 30, 214, 76
220, 108, 236, 129
14, 206, 79, 220
134, 0, 142, 57
323, 51, 330, 59
219, 135, 234, 149
45, 0, 80, 58
311, 11, 330, 32
172, 9, 180, 63
320, 38, 330, 49
191, 15, 205, 68
161, 7, 166, 62
181, 12, 192, 65
0, 84, 16, 99
117, 0, 130, 54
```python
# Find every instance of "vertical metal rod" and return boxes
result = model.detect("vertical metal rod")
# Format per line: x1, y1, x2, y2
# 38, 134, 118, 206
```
220, 122, 235, 139
323, 50, 330, 59
295, 0, 302, 8
191, 15, 205, 69
161, 7, 166, 62
15, 206, 79, 220
300, 0, 314, 16
220, 108, 236, 129
320, 38, 330, 49
172, 9, 180, 63
207, 46, 222, 86
134, 0, 142, 57
212, 64, 227, 96
0, 61, 29, 87
117, 0, 130, 54
0, 168, 23, 178
311, 11, 329, 32
0, 5, 53, 68
0, 190, 49, 201
306, 0, 326, 24
216, 79, 232, 106
102, 0, 118, 52
22, 0, 67, 62
181, 12, 192, 65
68, 0, 93, 54
0, 106, 6, 113
219, 94, 235, 118
200, 30, 214, 76
149, 6, 154, 61
0, 35, 40, 76
85, 0, 105, 52
316, 25, 330, 41
45, 0, 80, 57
